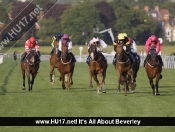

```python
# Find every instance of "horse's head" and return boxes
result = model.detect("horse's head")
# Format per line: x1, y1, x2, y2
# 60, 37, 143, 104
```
89, 44, 97, 60
61, 43, 69, 58
115, 43, 125, 61
148, 48, 159, 66
26, 50, 38, 65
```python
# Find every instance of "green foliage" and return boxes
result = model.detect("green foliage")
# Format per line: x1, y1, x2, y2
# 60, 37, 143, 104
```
36, 18, 61, 40
60, 1, 105, 44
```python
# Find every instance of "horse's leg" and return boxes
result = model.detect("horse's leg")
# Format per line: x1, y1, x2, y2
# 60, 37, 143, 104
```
92, 73, 100, 94
50, 66, 55, 84
22, 70, 26, 90
122, 76, 127, 96
89, 70, 93, 88
26, 71, 31, 91
149, 78, 155, 95
102, 69, 107, 93
155, 76, 160, 95
61, 74, 66, 89
117, 71, 121, 92
30, 73, 37, 91
67, 73, 72, 92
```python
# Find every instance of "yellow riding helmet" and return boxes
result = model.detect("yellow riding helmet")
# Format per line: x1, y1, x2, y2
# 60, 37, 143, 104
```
117, 33, 125, 40
123, 33, 127, 37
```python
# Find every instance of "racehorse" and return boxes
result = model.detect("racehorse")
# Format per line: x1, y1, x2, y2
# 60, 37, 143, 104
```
50, 40, 60, 84
21, 50, 40, 91
145, 48, 162, 95
57, 43, 75, 92
88, 44, 108, 94
114, 43, 135, 96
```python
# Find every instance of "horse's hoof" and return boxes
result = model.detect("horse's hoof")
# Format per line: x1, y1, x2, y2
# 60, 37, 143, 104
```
71, 82, 73, 85
102, 91, 106, 93
63, 87, 66, 89
155, 92, 160, 95
52, 82, 54, 84
89, 85, 93, 88
22, 87, 26, 90
117, 89, 121, 92
132, 91, 134, 94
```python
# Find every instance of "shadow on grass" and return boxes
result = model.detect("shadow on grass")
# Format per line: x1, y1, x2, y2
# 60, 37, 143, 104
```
0, 62, 18, 95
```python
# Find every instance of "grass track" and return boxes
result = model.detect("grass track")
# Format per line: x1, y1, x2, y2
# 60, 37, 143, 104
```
0, 58, 175, 131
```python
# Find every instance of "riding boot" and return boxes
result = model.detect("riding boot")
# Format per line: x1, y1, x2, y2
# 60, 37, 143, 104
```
86, 55, 90, 66
100, 53, 106, 62
112, 55, 116, 66
58, 50, 61, 61
69, 52, 76, 62
143, 56, 148, 67
158, 55, 163, 67
37, 51, 41, 62
21, 52, 27, 62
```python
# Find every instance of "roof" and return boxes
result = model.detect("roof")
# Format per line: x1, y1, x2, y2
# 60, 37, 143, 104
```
159, 9, 170, 19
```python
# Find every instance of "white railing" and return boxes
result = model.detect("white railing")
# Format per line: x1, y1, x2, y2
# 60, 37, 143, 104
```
1, 53, 175, 69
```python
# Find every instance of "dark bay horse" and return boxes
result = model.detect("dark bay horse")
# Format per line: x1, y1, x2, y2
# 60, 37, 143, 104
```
88, 44, 108, 94
114, 43, 135, 96
21, 50, 40, 91
57, 43, 75, 92
145, 48, 162, 95
50, 40, 60, 84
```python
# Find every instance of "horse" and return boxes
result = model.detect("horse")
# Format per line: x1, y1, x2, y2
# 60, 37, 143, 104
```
50, 40, 60, 84
114, 43, 135, 96
57, 43, 75, 92
21, 50, 40, 91
145, 48, 162, 95
88, 44, 108, 94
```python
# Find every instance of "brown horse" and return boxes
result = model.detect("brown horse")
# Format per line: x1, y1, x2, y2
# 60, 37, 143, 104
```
57, 43, 75, 92
145, 48, 162, 95
88, 44, 108, 94
114, 43, 135, 96
21, 50, 40, 91
50, 40, 60, 84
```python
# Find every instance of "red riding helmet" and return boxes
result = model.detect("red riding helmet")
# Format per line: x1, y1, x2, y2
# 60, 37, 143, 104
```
62, 34, 69, 40
150, 35, 157, 42
29, 37, 36, 44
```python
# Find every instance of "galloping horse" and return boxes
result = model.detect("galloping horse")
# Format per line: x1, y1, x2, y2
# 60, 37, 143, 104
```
88, 44, 108, 94
50, 40, 60, 84
57, 43, 75, 92
21, 50, 40, 91
114, 43, 135, 96
145, 48, 162, 95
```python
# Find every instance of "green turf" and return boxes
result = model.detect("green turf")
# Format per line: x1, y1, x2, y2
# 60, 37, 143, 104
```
0, 58, 175, 131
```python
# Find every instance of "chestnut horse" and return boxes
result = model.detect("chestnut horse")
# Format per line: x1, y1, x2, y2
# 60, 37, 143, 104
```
21, 50, 40, 91
57, 43, 75, 92
114, 43, 135, 96
145, 48, 162, 95
88, 44, 108, 94
50, 40, 60, 84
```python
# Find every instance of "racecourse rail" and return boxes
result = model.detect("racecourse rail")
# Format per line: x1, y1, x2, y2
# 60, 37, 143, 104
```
1, 53, 175, 69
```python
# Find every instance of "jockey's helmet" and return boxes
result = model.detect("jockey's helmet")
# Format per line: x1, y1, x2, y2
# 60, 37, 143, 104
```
62, 34, 69, 40
29, 37, 36, 45
150, 35, 157, 42
117, 33, 125, 40
55, 33, 62, 40
123, 33, 127, 37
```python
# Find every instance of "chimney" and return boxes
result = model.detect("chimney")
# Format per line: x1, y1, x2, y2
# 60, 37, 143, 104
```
144, 6, 149, 12
154, 5, 159, 12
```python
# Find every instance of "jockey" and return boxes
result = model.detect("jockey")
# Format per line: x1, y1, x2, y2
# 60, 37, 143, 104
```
50, 33, 62, 56
21, 36, 40, 62
58, 33, 76, 62
143, 35, 163, 78
112, 33, 125, 65
86, 36, 107, 65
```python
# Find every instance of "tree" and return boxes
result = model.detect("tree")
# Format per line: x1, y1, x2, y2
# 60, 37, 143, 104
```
114, 7, 160, 44
60, 1, 105, 44
36, 18, 61, 40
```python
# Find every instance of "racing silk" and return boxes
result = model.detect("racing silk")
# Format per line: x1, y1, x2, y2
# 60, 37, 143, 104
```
25, 40, 39, 53
130, 40, 137, 54
145, 37, 161, 54
88, 39, 107, 52
58, 38, 72, 52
